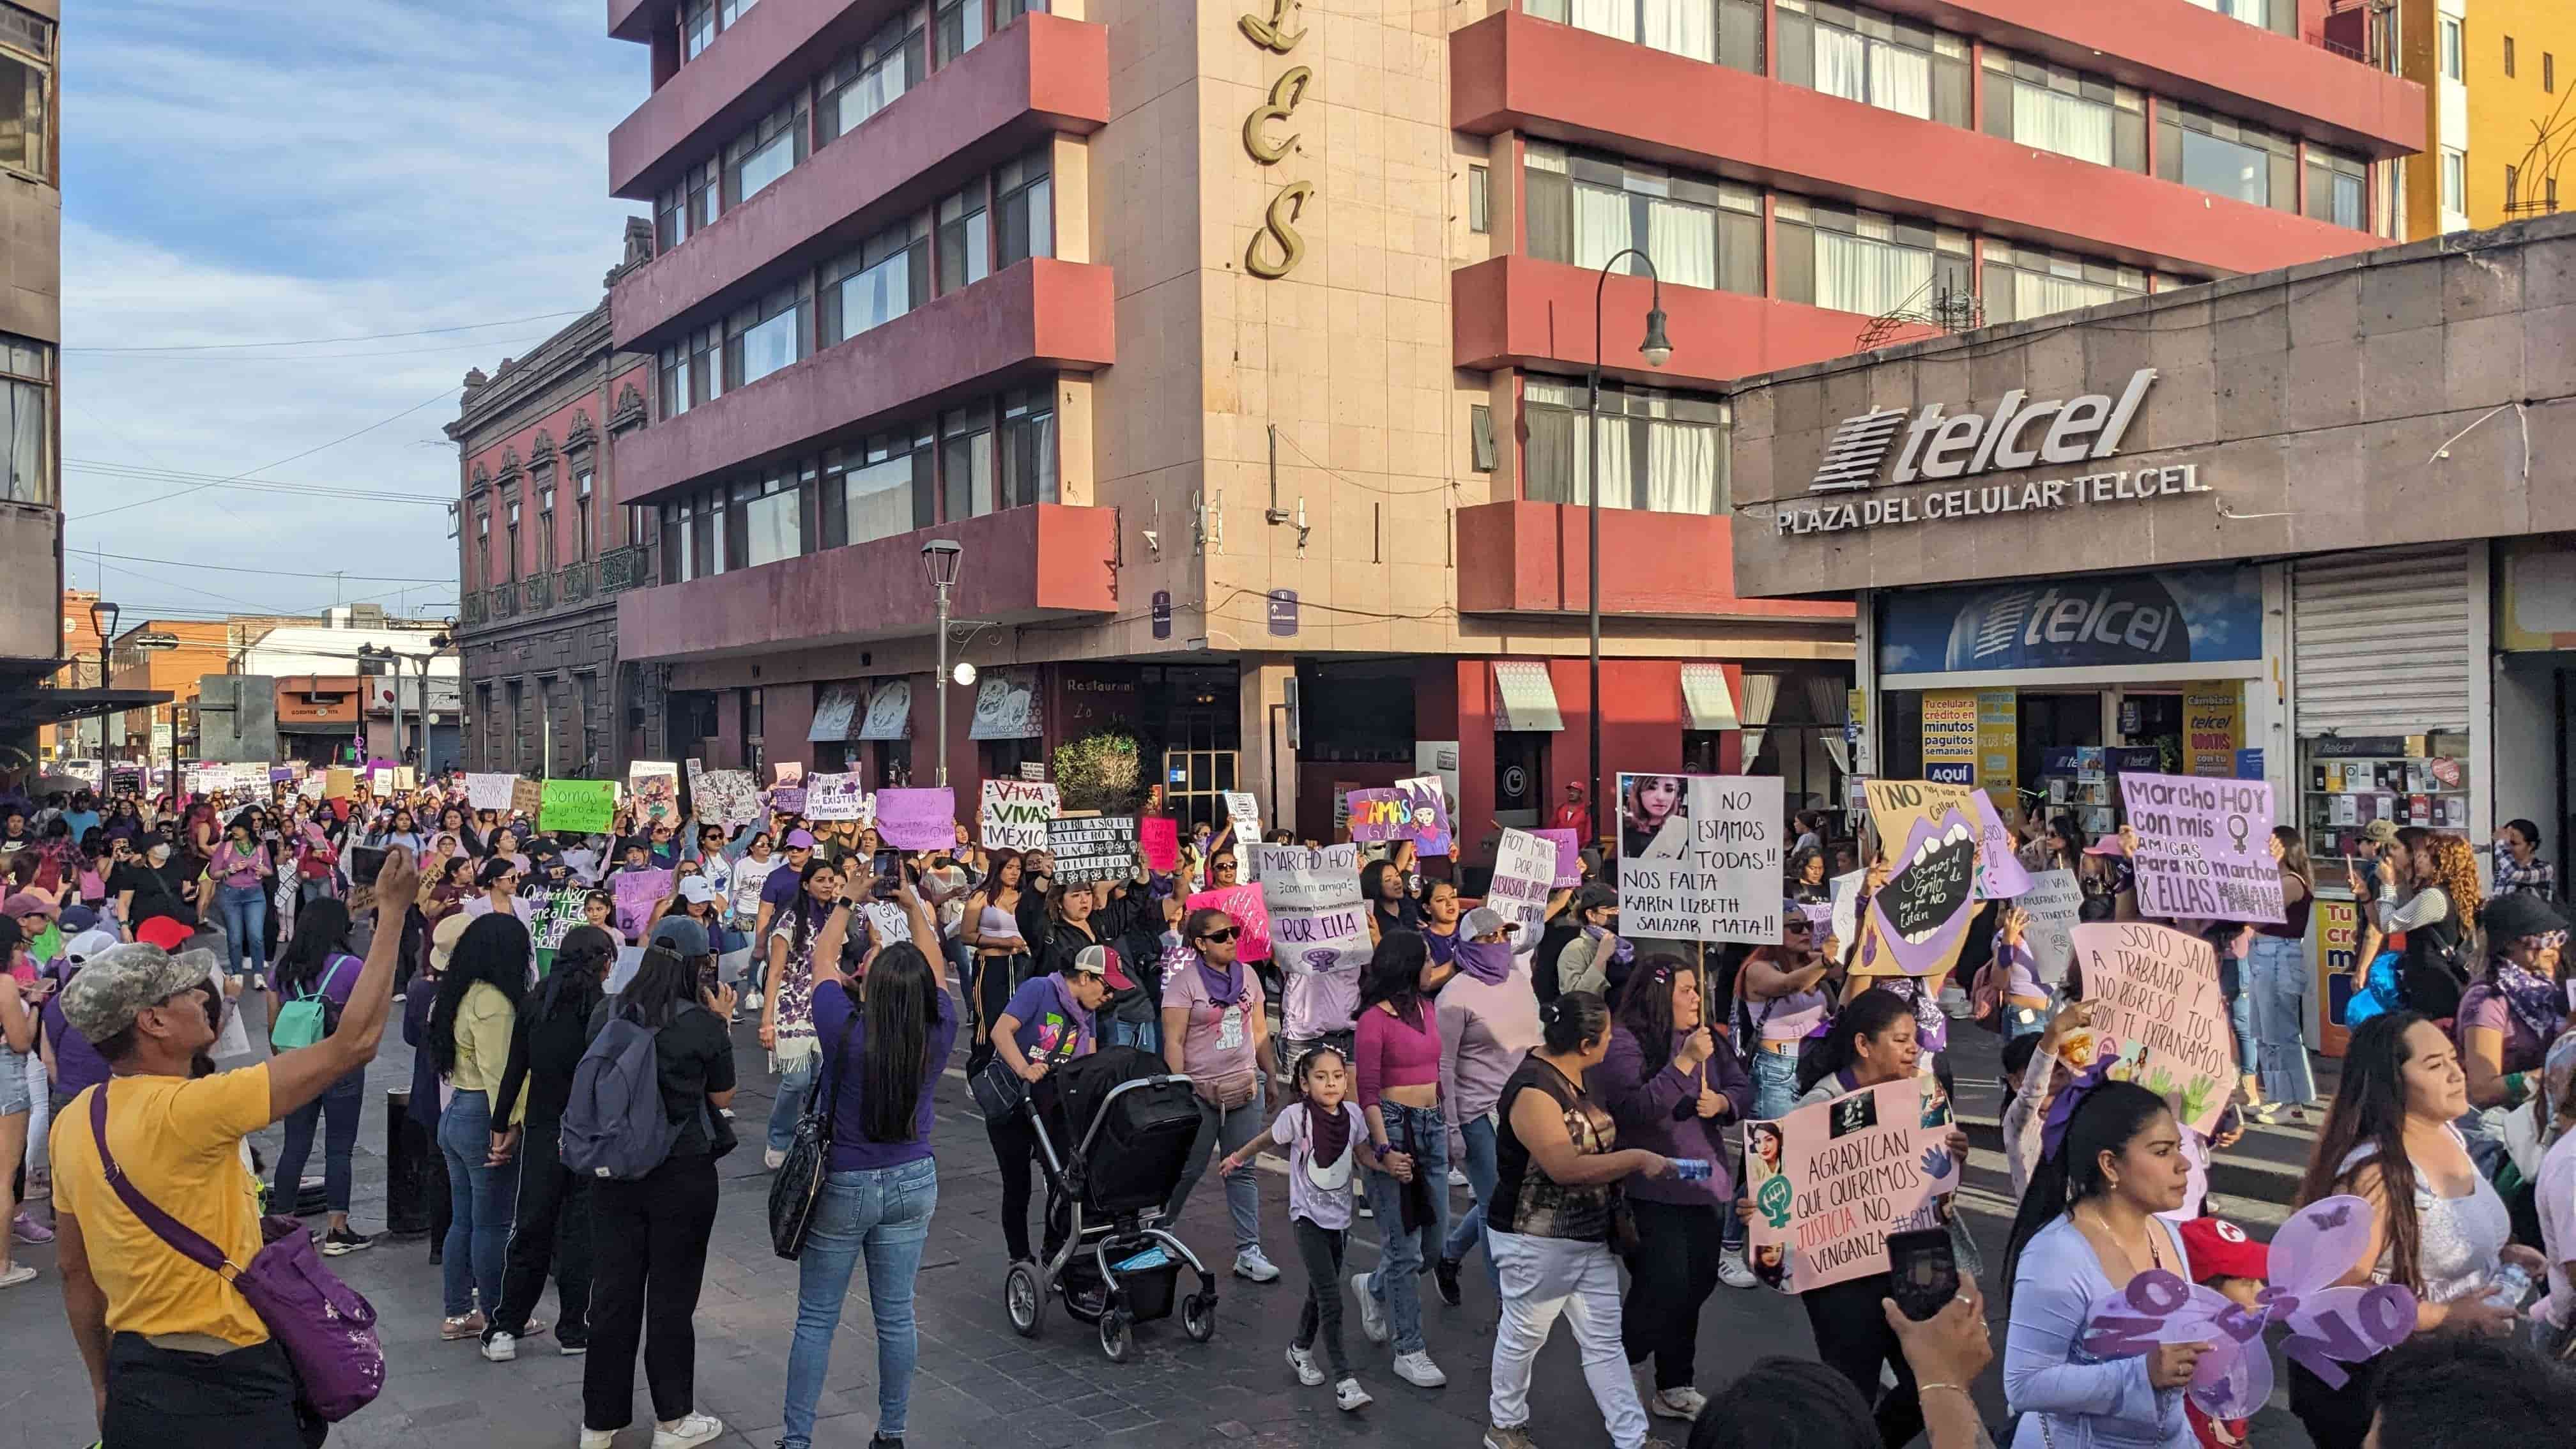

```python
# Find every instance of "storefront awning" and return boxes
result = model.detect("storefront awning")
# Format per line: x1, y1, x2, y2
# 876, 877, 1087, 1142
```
1491, 661, 1563, 732
856, 678, 912, 740
808, 683, 861, 742
1680, 664, 1740, 732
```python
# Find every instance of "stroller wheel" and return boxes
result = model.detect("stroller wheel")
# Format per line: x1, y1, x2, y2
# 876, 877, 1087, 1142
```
1099, 1308, 1134, 1362
1006, 1261, 1046, 1338
1181, 1290, 1218, 1343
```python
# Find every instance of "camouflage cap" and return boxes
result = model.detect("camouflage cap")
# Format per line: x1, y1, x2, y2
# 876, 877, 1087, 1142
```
60, 942, 214, 1042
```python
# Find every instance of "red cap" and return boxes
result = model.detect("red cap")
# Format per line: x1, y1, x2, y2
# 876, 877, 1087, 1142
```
2179, 1216, 2268, 1284
135, 917, 194, 953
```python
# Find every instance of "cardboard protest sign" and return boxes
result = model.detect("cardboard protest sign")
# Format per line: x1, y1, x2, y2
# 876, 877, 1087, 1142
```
774, 763, 805, 786
1257, 843, 1368, 983
1394, 775, 1453, 857
1139, 816, 1179, 873
298, 776, 326, 801
610, 868, 673, 940
540, 779, 617, 834
1853, 780, 1982, 978
2070, 922, 2233, 1134
509, 777, 544, 820
1615, 773, 1784, 943
1252, 843, 1360, 909
530, 888, 589, 951
981, 779, 1060, 851
1048, 815, 1138, 884
695, 769, 762, 830
872, 788, 954, 850
1222, 789, 1261, 854
1745, 1078, 1959, 1294
2018, 868, 2083, 986
369, 767, 393, 795
863, 900, 912, 944
2117, 772, 2285, 923
1487, 829, 1559, 956
1828, 868, 1864, 951
1537, 827, 1584, 887
1344, 788, 1407, 843
1187, 884, 1271, 962
628, 762, 681, 825
804, 771, 870, 822
1966, 790, 2033, 900
770, 786, 808, 815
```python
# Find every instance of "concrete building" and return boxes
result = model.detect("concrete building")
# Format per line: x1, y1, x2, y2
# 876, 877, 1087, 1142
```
37, 586, 100, 763
447, 227, 658, 779
2394, 0, 2576, 235
0, 3, 79, 759
597, 0, 2422, 868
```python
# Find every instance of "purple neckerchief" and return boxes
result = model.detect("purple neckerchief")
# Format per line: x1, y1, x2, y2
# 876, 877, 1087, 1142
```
1047, 971, 1098, 1054
2039, 1059, 2117, 1160
1196, 951, 1247, 1008
1455, 937, 1515, 986
2486, 954, 2566, 1048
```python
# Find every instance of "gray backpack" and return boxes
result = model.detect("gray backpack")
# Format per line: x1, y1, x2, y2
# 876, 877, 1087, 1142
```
560, 1009, 684, 1181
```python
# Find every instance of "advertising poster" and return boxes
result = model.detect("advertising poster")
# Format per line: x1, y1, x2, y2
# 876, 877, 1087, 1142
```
2070, 923, 2233, 1134
465, 773, 518, 811
2184, 682, 2243, 778
2018, 868, 2083, 987
1615, 773, 1784, 943
1854, 779, 1984, 978
873, 788, 956, 850
1186, 884, 1271, 962
2117, 772, 2284, 923
1745, 1079, 1959, 1294
627, 762, 680, 825
539, 779, 617, 834
1877, 567, 2264, 675
1920, 691, 1979, 787
980, 779, 1060, 851
2313, 896, 2363, 1058
611, 868, 673, 940
1975, 689, 2018, 804
1486, 829, 1559, 957
804, 772, 870, 822
1048, 815, 1139, 884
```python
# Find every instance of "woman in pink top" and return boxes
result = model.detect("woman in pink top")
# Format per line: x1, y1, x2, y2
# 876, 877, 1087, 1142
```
1351, 931, 1456, 1390
208, 811, 276, 985
1435, 907, 1542, 1303
1161, 907, 1285, 1284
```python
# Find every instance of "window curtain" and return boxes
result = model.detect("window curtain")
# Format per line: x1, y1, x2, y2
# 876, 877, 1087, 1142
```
1805, 675, 1851, 779
1646, 198, 1717, 289
1737, 671, 1781, 775
1573, 184, 1632, 271
1572, 0, 1635, 43
2013, 86, 2112, 165
1814, 26, 1867, 103
1867, 41, 1931, 119
1572, 411, 1634, 508
1642, 0, 1714, 62
1816, 231, 1931, 316
1644, 419, 1717, 514
2012, 270, 2117, 320
2, 379, 38, 504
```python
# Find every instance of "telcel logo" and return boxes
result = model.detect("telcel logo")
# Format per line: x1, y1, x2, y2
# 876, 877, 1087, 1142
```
1809, 368, 2158, 493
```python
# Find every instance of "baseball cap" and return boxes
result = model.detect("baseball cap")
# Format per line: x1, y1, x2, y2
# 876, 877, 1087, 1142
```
677, 875, 720, 905
650, 915, 710, 959
1460, 906, 1516, 940
63, 928, 120, 965
3, 891, 53, 919
59, 905, 100, 933
785, 829, 817, 849
2358, 820, 2400, 847
135, 916, 194, 952
1070, 944, 1111, 977
429, 912, 470, 972
2177, 1216, 2268, 1284
59, 942, 213, 1042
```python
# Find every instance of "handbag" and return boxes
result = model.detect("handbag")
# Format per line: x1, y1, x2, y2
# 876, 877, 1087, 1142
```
970, 1052, 1032, 1122
769, 1010, 861, 1259
87, 1084, 384, 1421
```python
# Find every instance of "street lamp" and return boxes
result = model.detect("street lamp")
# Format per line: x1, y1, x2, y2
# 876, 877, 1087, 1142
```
89, 601, 118, 776
130, 629, 180, 792
1586, 250, 1671, 846
921, 539, 963, 788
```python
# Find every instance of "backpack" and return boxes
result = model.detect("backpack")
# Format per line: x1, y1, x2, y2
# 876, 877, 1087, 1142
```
270, 954, 357, 1052
560, 1008, 686, 1180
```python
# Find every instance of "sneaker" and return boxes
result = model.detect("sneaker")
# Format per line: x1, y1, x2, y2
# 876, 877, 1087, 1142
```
1483, 1424, 1539, 1449
744, 989, 764, 1012
12, 1212, 53, 1245
1432, 1256, 1464, 1307
1233, 1247, 1281, 1283
652, 1413, 726, 1448
558, 1338, 589, 1356
441, 1312, 487, 1341
1334, 1377, 1373, 1412
1716, 1250, 1758, 1291
1392, 1349, 1446, 1388
0, 1263, 36, 1289
870, 1437, 905, 1449
480, 1331, 517, 1363
579, 1429, 615, 1449
1286, 1342, 1325, 1386
1448, 1166, 1468, 1188
1356, 1197, 1373, 1219
1651, 1386, 1708, 1420
1351, 1272, 1388, 1343
763, 1147, 787, 1170
321, 1227, 373, 1257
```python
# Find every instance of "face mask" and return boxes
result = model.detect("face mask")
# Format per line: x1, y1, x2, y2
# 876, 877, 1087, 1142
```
148, 844, 172, 865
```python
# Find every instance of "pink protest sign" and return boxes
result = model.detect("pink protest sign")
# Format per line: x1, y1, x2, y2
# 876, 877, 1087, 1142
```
873, 788, 957, 850
1537, 827, 1584, 887
1140, 816, 1179, 872
2070, 922, 2234, 1134
1966, 790, 2033, 900
1744, 1078, 1958, 1293
1186, 884, 1271, 962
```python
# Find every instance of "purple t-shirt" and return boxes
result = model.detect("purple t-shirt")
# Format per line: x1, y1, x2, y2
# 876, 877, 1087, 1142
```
1002, 975, 1093, 1067
762, 865, 806, 910
40, 988, 109, 1096
810, 977, 960, 1172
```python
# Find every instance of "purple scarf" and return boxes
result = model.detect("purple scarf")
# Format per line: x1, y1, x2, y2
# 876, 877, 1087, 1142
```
2485, 954, 2565, 1048
1047, 971, 1098, 1054
1454, 938, 1515, 986
1195, 952, 1248, 1009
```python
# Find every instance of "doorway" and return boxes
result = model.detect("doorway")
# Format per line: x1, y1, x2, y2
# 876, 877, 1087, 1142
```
1494, 732, 1547, 831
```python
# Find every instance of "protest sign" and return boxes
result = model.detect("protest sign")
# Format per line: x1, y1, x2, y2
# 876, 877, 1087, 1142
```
774, 763, 804, 786
298, 776, 326, 802
1614, 773, 1783, 942
1256, 844, 1368, 984
1487, 829, 1558, 955
530, 888, 588, 951
393, 766, 417, 791
1828, 868, 1864, 950
1966, 790, 2033, 900
540, 779, 617, 834
2019, 868, 2083, 986
628, 762, 680, 825
1222, 790, 1261, 845
1048, 815, 1138, 884
1344, 788, 1406, 843
1139, 816, 1179, 873
2118, 772, 2285, 924
502, 777, 539, 820
611, 868, 673, 940
1853, 780, 1983, 978
1018, 761, 1048, 783
981, 779, 1060, 851
696, 769, 762, 830
369, 767, 393, 795
1187, 884, 1271, 962
1250, 843, 1360, 910
805, 771, 870, 822
863, 900, 912, 944
1394, 776, 1453, 857
770, 786, 808, 815
2071, 922, 2232, 1134
1537, 827, 1584, 887
1745, 1078, 1958, 1294
607, 946, 645, 994
873, 788, 956, 850
1798, 901, 1835, 938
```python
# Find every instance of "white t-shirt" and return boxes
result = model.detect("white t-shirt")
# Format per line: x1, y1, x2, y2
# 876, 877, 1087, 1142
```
729, 855, 779, 924
2538, 1128, 2576, 1329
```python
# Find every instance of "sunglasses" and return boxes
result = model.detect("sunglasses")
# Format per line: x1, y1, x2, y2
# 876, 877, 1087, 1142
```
1197, 927, 1239, 944
1785, 919, 1814, 933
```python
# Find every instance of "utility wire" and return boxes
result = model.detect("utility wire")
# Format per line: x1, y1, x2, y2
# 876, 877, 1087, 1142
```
66, 461, 449, 506
71, 385, 463, 522
73, 549, 451, 583
64, 310, 588, 353
76, 334, 555, 364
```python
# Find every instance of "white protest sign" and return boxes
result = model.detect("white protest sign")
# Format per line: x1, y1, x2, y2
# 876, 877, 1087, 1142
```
2072, 922, 2234, 1134
2019, 868, 2083, 986
1616, 773, 1784, 943
864, 900, 912, 944
695, 769, 762, 830
1488, 828, 1558, 958
980, 779, 1059, 850
1250, 843, 1360, 909
464, 772, 516, 811
1223, 790, 1261, 873
804, 771, 871, 822
1258, 843, 1371, 986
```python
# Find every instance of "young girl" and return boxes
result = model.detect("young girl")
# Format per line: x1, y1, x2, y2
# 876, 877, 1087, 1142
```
1216, 1044, 1387, 1413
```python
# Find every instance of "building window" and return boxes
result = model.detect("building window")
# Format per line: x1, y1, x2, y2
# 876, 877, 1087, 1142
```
574, 468, 594, 559
723, 96, 809, 209
940, 403, 996, 520
1, 332, 50, 505
1523, 142, 1761, 295
2439, 17, 2464, 80
2304, 146, 2369, 230
724, 280, 812, 390
822, 12, 924, 141
574, 672, 599, 773
2504, 35, 2516, 79
732, 466, 804, 569
537, 485, 556, 572
720, 0, 758, 28
475, 512, 491, 590
1521, 0, 1762, 72
659, 323, 724, 418
999, 385, 1058, 509
820, 217, 929, 346
683, 0, 716, 59
1773, 196, 1970, 317
656, 158, 720, 253
1979, 49, 2142, 171
1522, 380, 1727, 514
2155, 102, 2296, 211
1470, 404, 1497, 471
820, 424, 936, 549
1979, 241, 2144, 324
935, 0, 986, 66
1468, 165, 1490, 233
937, 181, 990, 294
0, 2, 49, 181
1775, 0, 1969, 128
995, 149, 1054, 268
504, 680, 525, 773
2441, 147, 2467, 212
997, 0, 1047, 26
2180, 0, 2292, 37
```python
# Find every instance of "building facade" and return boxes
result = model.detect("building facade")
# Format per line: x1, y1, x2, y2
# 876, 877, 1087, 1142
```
2394, 0, 2576, 236
597, 0, 2420, 870
447, 227, 659, 779
37, 586, 99, 762
0, 1, 61, 759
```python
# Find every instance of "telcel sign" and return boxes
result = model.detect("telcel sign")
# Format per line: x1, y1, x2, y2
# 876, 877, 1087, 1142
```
1776, 367, 2211, 535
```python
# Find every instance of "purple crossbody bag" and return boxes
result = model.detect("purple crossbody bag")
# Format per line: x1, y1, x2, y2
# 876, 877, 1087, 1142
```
88, 1083, 386, 1421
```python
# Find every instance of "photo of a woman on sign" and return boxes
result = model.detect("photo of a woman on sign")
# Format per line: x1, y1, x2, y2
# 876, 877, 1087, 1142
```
1746, 1119, 1784, 1176
1621, 774, 1689, 861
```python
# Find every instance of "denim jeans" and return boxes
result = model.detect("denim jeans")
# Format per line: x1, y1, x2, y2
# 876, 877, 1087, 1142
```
272, 1068, 364, 1213
213, 882, 268, 978
1751, 1048, 1803, 1121
2225, 990, 2258, 1083
438, 1089, 519, 1317
780, 1157, 940, 1449
1101, 1015, 1161, 1054
768, 1050, 818, 1154
2248, 932, 2317, 1105
1167, 1094, 1266, 1256
1442, 1110, 1501, 1293
1364, 1101, 1451, 1356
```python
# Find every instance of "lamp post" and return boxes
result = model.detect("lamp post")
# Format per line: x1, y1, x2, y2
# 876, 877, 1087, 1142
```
89, 601, 119, 779
1586, 249, 1673, 845
921, 539, 963, 788
129, 629, 180, 792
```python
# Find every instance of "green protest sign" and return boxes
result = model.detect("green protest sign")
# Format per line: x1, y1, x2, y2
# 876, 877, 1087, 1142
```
539, 779, 617, 834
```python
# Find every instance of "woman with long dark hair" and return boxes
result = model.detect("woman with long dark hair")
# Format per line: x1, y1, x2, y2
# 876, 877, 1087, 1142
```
463, 854, 533, 926
1997, 1076, 2198, 1448
1347, 929, 1452, 1386
2286, 1012, 2536, 1449
1039, 877, 1157, 1052
266, 896, 373, 1255
2244, 826, 2319, 1124
208, 809, 275, 985
1162, 904, 1287, 1283
760, 856, 844, 1170
429, 912, 533, 1342
480, 924, 619, 1362
960, 848, 1031, 1075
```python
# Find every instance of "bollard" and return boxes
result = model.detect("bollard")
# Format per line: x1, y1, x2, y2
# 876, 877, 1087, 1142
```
384, 1089, 433, 1238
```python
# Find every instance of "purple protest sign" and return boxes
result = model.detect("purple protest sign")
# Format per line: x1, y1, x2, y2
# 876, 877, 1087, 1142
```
873, 788, 956, 850
2118, 771, 2285, 923
1966, 790, 2033, 900
769, 786, 808, 816
1345, 788, 1406, 842
1536, 827, 1583, 887
611, 868, 673, 940
1858, 808, 1979, 977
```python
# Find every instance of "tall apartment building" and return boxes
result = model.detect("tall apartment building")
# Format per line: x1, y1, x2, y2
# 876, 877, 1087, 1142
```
601, 0, 2419, 866
0, 1, 62, 758
2397, 0, 2575, 234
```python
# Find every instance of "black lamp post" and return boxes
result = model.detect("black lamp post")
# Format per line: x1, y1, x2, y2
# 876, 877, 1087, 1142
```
921, 539, 963, 788
1586, 250, 1673, 845
89, 601, 118, 776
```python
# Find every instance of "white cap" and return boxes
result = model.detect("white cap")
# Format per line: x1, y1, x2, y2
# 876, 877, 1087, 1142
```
677, 875, 720, 905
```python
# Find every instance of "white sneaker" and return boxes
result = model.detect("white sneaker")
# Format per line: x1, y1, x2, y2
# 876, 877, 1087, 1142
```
1651, 1386, 1708, 1420
744, 990, 763, 1011
652, 1413, 725, 1448
1286, 1342, 1325, 1386
1351, 1272, 1388, 1343
1392, 1349, 1447, 1388
578, 1430, 615, 1449
1233, 1246, 1281, 1282
480, 1331, 516, 1363
1716, 1250, 1758, 1291
1335, 1377, 1374, 1411
763, 1147, 787, 1170
1448, 1166, 1468, 1188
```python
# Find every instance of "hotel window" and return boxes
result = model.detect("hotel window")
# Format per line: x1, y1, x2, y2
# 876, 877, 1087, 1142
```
0, 331, 49, 505
1000, 385, 1059, 509
820, 217, 929, 347
937, 182, 991, 295
2304, 146, 2368, 230
1979, 242, 2144, 324
1522, 142, 1761, 295
0, 2, 50, 180
935, 0, 986, 66
730, 466, 804, 569
723, 280, 812, 390
2156, 102, 2296, 211
1775, 1, 1969, 128
821, 424, 936, 548
723, 96, 809, 208
1521, 381, 1728, 515
997, 0, 1048, 24
1979, 49, 2142, 171
1774, 197, 1970, 317
2179, 0, 2294, 37
657, 323, 723, 417
1468, 165, 1489, 233
1520, 0, 1764, 72
2441, 148, 2467, 211
720, 0, 758, 27
995, 150, 1054, 268
2439, 17, 2464, 80
822, 12, 924, 141
940, 404, 997, 520
656, 158, 720, 252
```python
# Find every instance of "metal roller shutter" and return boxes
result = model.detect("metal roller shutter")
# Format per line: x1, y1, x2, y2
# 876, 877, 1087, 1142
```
2290, 544, 2474, 737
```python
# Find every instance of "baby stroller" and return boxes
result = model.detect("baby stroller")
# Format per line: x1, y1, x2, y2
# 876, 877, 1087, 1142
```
1002, 1045, 1220, 1360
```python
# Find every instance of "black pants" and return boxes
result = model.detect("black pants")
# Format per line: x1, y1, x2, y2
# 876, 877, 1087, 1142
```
581, 1153, 718, 1430
494, 1114, 593, 1344
1801, 1271, 1922, 1449
1292, 1216, 1352, 1377
1623, 1198, 1723, 1391
103, 1333, 321, 1449
965, 953, 1027, 1076
2289, 1352, 2379, 1449
986, 1108, 1044, 1262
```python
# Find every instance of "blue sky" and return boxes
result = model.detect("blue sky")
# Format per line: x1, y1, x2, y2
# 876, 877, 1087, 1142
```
59, 0, 639, 625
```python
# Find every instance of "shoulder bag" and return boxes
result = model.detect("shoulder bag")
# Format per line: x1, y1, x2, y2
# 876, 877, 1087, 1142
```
769, 1008, 862, 1259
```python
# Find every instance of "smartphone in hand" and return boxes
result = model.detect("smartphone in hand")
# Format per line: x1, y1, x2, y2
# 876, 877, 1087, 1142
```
1887, 1228, 1960, 1322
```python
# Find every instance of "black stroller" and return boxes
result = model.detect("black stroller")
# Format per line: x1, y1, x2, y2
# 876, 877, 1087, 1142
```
1002, 1046, 1221, 1360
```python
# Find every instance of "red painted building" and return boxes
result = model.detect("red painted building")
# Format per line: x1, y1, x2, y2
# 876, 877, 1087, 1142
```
596, 0, 2418, 871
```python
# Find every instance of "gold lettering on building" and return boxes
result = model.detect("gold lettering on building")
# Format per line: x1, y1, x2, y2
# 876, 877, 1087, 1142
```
1242, 66, 1310, 164
1238, 0, 1305, 53
1246, 182, 1312, 280
1238, 0, 1311, 279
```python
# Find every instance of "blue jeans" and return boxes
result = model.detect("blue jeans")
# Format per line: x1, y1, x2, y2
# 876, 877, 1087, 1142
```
273, 1068, 364, 1214
438, 1090, 519, 1317
213, 882, 268, 977
2248, 931, 2317, 1105
1441, 1111, 1501, 1292
2225, 990, 2258, 1083
2005, 1002, 2048, 1041
769, 1050, 818, 1154
1751, 1048, 1802, 1121
1168, 1094, 1266, 1256
1101, 1015, 1161, 1054
1364, 1101, 1451, 1355
780, 1158, 939, 1448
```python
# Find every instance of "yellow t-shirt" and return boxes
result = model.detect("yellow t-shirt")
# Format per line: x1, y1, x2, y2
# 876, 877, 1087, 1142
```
49, 1067, 273, 1347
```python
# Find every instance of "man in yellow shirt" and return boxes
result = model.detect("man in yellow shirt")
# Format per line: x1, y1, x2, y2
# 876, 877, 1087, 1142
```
50, 848, 417, 1448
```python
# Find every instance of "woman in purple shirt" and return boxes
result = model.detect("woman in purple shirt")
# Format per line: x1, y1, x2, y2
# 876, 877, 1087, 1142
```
779, 885, 957, 1449
265, 897, 374, 1254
